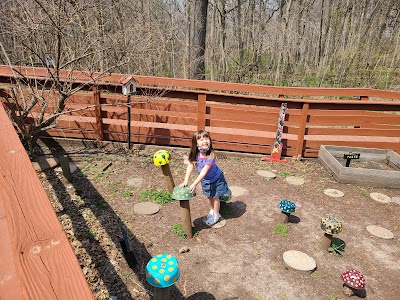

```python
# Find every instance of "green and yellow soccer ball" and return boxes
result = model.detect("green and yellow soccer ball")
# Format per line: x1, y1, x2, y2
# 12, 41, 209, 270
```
153, 150, 171, 166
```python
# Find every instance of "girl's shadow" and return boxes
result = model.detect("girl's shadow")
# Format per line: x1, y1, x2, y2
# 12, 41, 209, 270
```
192, 201, 246, 232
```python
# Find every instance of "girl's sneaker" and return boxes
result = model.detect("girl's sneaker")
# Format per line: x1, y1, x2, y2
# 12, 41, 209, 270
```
206, 213, 221, 226
206, 209, 214, 224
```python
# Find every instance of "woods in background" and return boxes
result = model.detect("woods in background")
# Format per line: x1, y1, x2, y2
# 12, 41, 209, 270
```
0, 0, 399, 89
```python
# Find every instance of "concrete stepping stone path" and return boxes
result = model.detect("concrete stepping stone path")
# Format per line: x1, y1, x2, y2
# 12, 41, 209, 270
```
127, 177, 144, 187
285, 176, 305, 185
392, 197, 400, 205
366, 225, 394, 239
283, 250, 316, 271
229, 186, 248, 197
134, 202, 160, 215
370, 192, 392, 203
323, 189, 344, 198
256, 170, 277, 179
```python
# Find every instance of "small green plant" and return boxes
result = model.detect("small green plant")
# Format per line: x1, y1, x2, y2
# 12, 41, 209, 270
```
121, 191, 133, 198
97, 172, 108, 178
328, 241, 344, 257
273, 224, 288, 237
171, 224, 187, 239
171, 224, 198, 238
279, 171, 292, 177
329, 296, 338, 300
88, 231, 96, 239
360, 189, 369, 196
139, 189, 172, 205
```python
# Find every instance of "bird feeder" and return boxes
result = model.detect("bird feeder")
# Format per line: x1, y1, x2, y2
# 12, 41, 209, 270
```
321, 216, 342, 250
279, 200, 296, 223
121, 76, 138, 150
171, 186, 195, 238
146, 254, 180, 300
341, 269, 366, 297
153, 150, 175, 193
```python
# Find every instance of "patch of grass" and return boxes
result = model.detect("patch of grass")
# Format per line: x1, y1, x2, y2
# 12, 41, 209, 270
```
97, 172, 108, 178
311, 271, 320, 278
329, 296, 338, 300
279, 171, 292, 177
88, 231, 96, 239
139, 189, 172, 205
273, 224, 288, 237
121, 191, 133, 198
171, 224, 187, 239
171, 224, 198, 239
360, 189, 369, 196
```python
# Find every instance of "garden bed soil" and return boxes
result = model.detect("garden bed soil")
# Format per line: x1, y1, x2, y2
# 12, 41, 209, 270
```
37, 144, 400, 300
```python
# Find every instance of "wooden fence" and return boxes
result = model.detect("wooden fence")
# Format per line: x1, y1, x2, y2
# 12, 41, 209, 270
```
0, 103, 93, 299
1, 65, 400, 157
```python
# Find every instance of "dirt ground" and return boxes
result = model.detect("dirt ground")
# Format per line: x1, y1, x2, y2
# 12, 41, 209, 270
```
36, 142, 400, 300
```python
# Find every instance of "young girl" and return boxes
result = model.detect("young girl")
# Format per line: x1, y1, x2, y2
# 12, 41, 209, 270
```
180, 130, 230, 226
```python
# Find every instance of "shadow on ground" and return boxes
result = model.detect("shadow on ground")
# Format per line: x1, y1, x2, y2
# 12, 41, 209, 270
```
37, 138, 188, 299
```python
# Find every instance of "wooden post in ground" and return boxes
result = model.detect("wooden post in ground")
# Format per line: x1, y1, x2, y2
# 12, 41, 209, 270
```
295, 102, 309, 160
59, 155, 72, 182
161, 164, 175, 194
322, 233, 333, 250
197, 94, 206, 131
93, 85, 104, 141
180, 200, 193, 239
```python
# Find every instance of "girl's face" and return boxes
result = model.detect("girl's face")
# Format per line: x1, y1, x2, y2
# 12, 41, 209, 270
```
197, 135, 210, 148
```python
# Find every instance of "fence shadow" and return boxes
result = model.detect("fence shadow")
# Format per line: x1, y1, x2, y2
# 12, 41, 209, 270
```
37, 137, 186, 299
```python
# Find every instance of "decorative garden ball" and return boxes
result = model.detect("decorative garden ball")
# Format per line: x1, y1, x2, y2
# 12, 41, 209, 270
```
341, 269, 366, 297
153, 150, 171, 166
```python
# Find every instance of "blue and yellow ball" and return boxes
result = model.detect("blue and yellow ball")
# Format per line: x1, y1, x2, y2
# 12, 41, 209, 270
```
153, 150, 171, 166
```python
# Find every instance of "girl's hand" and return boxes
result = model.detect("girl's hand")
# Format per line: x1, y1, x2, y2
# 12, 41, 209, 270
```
179, 182, 188, 188
189, 183, 197, 193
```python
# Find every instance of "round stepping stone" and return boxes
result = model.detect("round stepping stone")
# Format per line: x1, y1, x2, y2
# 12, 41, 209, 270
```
283, 250, 316, 271
392, 197, 400, 205
370, 192, 391, 203
127, 177, 144, 187
134, 202, 160, 215
323, 189, 344, 198
285, 176, 305, 185
366, 225, 394, 239
256, 170, 277, 179
202, 216, 226, 228
229, 186, 248, 197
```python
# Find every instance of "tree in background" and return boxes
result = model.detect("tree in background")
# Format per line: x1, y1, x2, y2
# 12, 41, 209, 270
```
0, 0, 399, 88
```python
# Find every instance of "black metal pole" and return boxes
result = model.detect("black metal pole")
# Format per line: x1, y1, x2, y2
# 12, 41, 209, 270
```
127, 94, 131, 150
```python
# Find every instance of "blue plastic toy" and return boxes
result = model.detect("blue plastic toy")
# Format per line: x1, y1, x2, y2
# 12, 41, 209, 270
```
146, 254, 180, 288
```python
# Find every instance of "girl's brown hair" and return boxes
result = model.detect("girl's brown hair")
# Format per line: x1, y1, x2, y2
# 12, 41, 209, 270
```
188, 130, 215, 162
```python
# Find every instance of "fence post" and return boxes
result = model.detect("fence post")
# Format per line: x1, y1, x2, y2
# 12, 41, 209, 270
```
197, 94, 206, 131
93, 86, 104, 140
295, 102, 309, 160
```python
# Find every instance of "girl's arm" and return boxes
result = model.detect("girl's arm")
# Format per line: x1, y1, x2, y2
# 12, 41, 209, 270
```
180, 163, 194, 187
189, 164, 211, 193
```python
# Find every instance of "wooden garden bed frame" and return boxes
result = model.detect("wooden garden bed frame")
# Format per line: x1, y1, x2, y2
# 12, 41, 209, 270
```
0, 103, 93, 299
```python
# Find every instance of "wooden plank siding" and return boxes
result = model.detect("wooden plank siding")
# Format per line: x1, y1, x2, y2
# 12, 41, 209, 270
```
1, 66, 400, 158
0, 105, 93, 299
